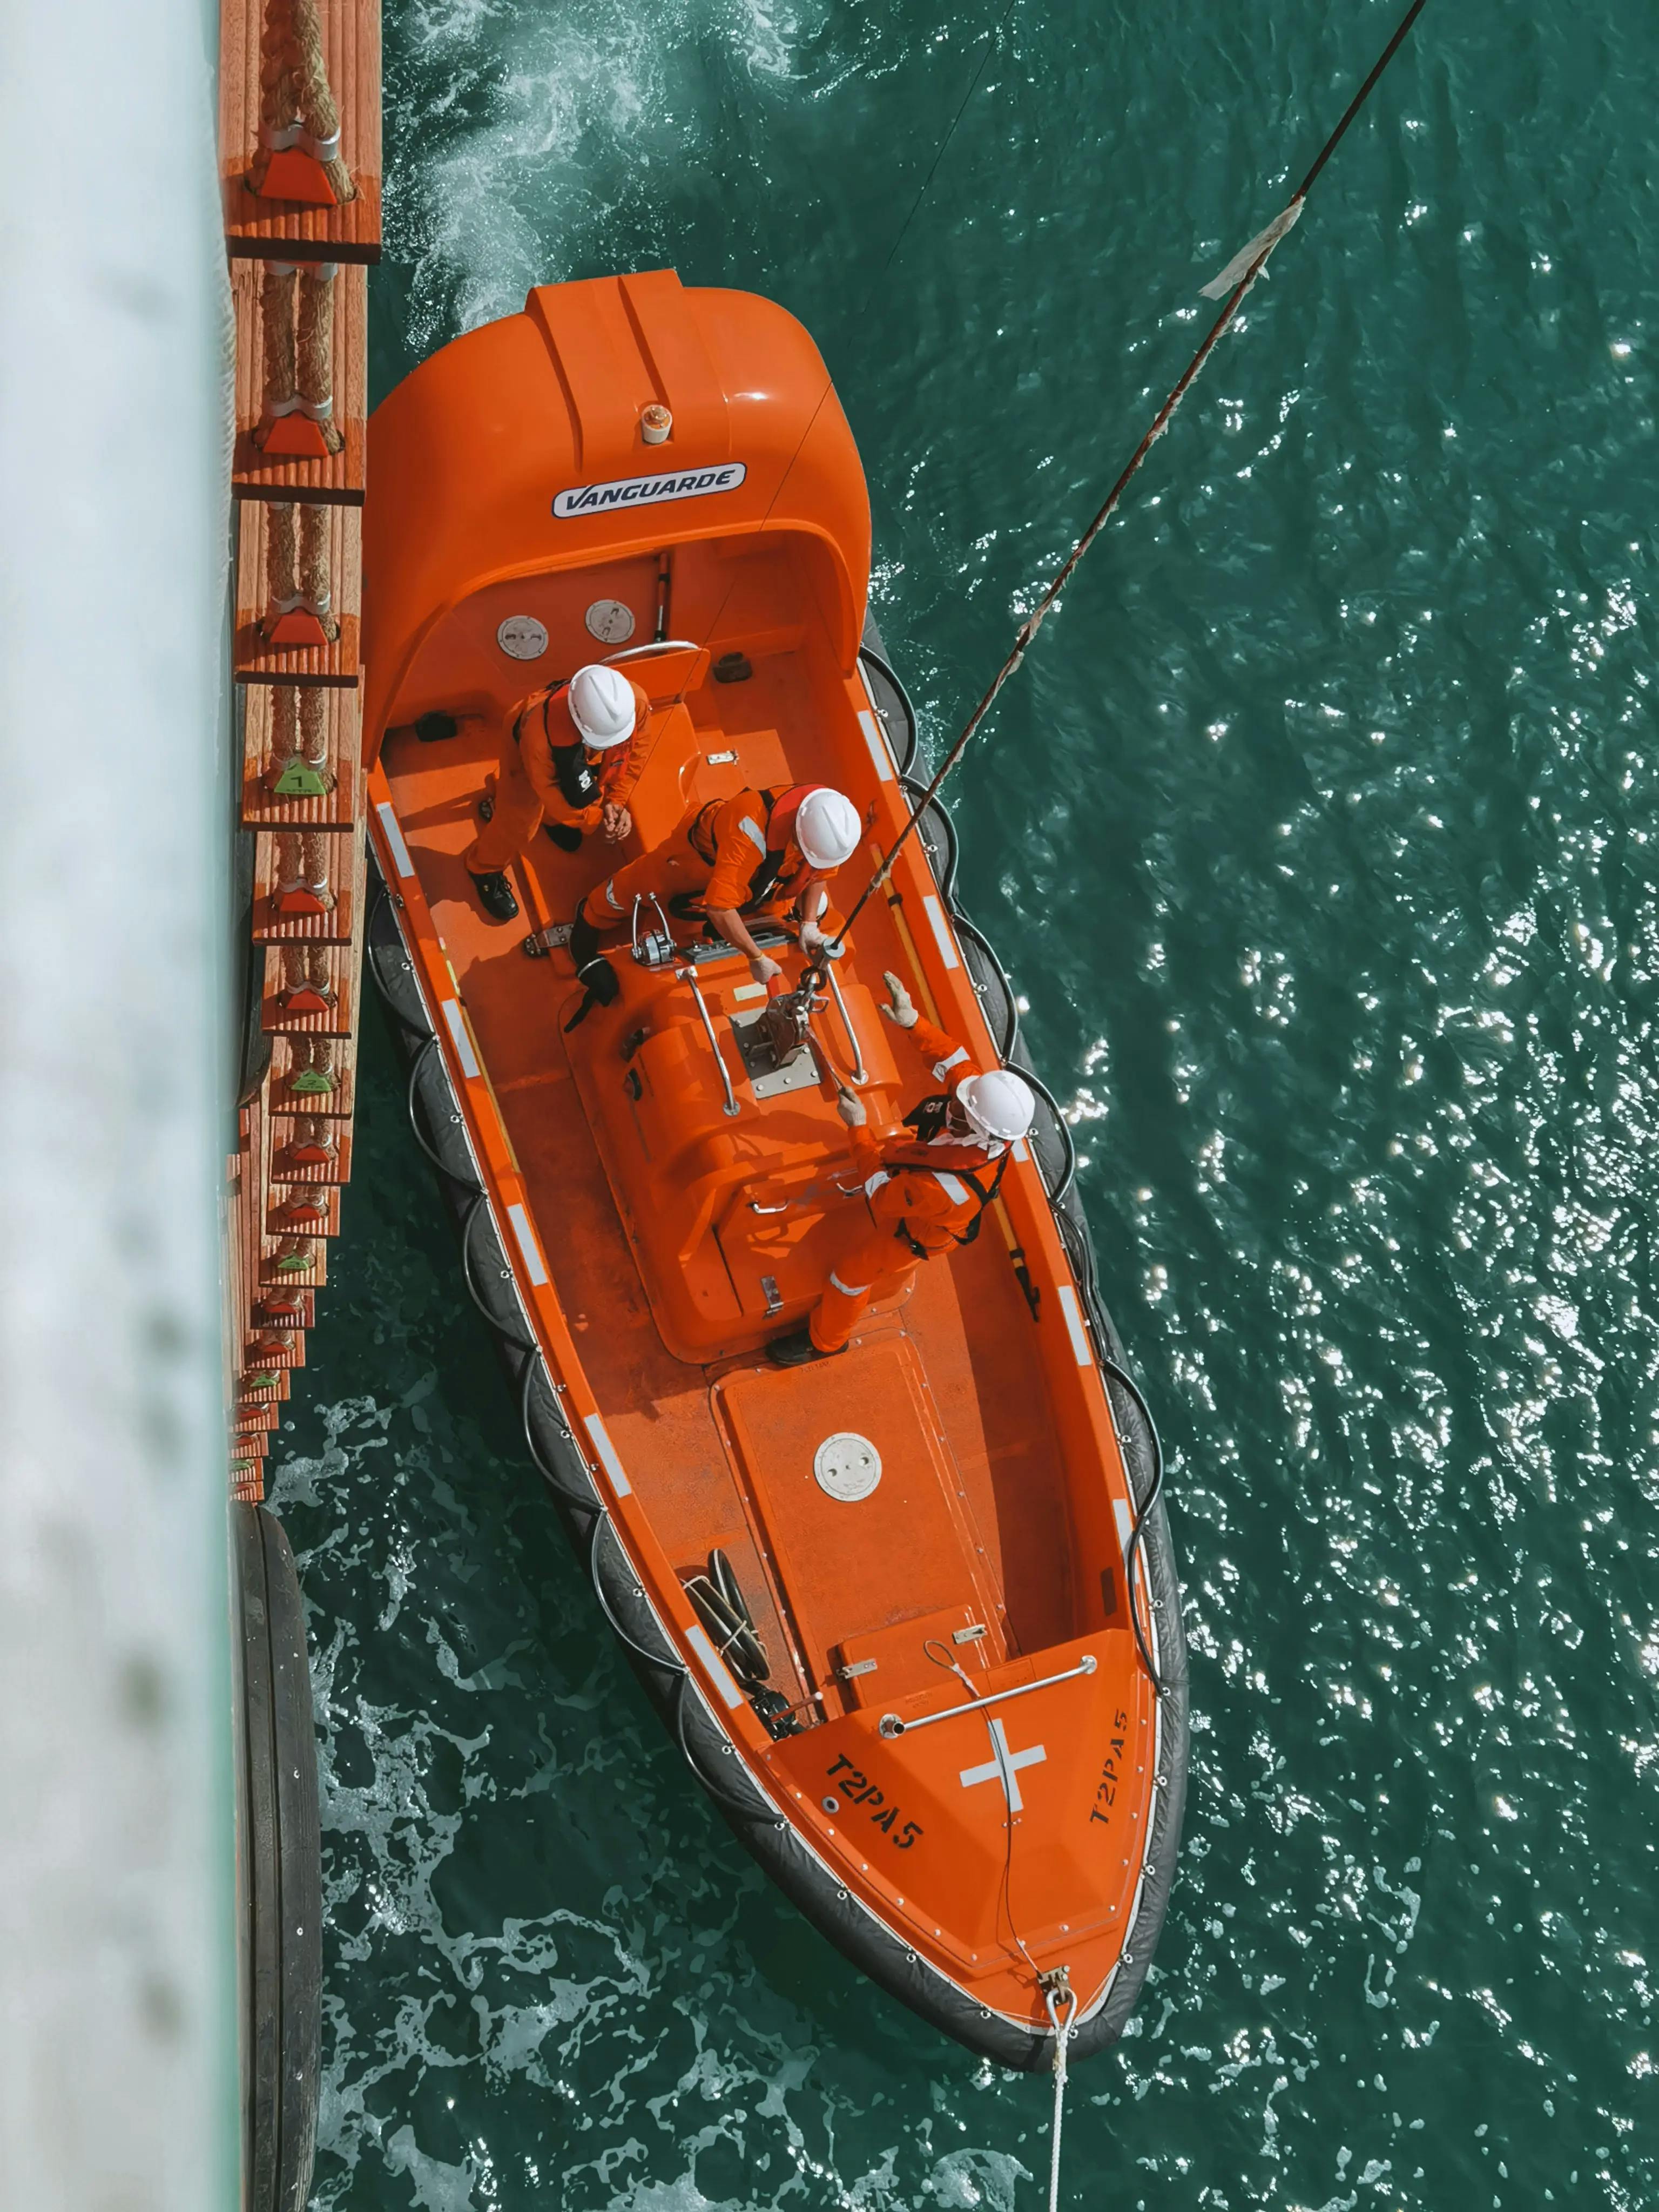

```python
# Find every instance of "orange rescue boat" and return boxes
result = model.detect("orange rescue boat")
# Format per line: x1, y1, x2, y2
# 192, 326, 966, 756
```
361, 268, 1188, 2068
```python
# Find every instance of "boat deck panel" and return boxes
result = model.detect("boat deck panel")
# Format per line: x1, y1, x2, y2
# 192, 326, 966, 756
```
712, 1341, 1003, 1679
382, 662, 1080, 1676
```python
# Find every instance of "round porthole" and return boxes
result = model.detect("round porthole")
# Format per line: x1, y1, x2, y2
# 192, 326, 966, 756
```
496, 614, 548, 660
584, 597, 636, 644
814, 1432, 882, 1503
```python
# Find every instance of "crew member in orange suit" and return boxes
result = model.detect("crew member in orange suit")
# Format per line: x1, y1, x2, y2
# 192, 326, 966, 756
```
466, 662, 652, 923
564, 782, 862, 1006
768, 970, 1037, 1366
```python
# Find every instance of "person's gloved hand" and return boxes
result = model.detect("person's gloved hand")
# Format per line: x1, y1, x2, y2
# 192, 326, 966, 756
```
749, 953, 783, 987
836, 1088, 868, 1127
881, 970, 918, 1027
601, 801, 632, 844
800, 920, 843, 961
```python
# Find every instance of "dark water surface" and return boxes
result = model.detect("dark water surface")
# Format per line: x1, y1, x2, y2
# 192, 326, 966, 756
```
273, 1, 1659, 2203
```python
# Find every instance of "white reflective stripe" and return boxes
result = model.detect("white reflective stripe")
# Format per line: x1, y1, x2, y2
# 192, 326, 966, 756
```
732, 981, 767, 1002
738, 814, 767, 854
829, 1270, 874, 1296
863, 1170, 891, 1197
583, 1412, 631, 1496
375, 800, 415, 879
934, 1046, 970, 1076
685, 1623, 745, 1711
1113, 1498, 1135, 1557
922, 893, 961, 970
506, 1202, 548, 1286
932, 1172, 972, 1208
1057, 1284, 1094, 1367
1012, 1137, 1030, 1163
602, 875, 625, 912
857, 705, 896, 783
440, 998, 480, 1079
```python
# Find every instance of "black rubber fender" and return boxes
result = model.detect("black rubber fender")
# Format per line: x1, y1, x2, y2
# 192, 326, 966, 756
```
461, 1193, 536, 1353
234, 1502, 322, 2212
408, 1035, 483, 1191
365, 874, 435, 1038
589, 1512, 687, 1679
954, 912, 1020, 1062
899, 776, 959, 901
858, 619, 919, 775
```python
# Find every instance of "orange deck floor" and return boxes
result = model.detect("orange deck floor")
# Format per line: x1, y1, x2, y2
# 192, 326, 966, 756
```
383, 698, 1076, 1721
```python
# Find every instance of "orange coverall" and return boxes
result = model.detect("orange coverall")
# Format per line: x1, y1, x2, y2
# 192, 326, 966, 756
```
584, 786, 839, 934
810, 1013, 1009, 1354
465, 676, 651, 878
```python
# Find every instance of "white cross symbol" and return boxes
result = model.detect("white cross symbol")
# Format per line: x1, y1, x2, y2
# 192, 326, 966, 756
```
959, 1720, 1047, 1815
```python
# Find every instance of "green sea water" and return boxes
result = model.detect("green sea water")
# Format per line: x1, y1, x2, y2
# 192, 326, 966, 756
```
271, 1, 1659, 2204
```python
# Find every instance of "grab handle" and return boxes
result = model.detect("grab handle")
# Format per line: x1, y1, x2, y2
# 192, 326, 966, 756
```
676, 965, 739, 1118
876, 1653, 1097, 1738
823, 960, 867, 1084
604, 638, 702, 664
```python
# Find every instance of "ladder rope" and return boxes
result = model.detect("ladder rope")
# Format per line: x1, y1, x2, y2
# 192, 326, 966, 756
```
820, 0, 1431, 966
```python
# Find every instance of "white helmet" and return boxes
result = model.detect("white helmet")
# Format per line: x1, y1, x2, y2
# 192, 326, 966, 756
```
795, 787, 861, 870
956, 1068, 1035, 1143
568, 663, 637, 749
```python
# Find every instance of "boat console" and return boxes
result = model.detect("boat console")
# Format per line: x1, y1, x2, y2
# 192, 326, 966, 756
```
564, 918, 901, 1361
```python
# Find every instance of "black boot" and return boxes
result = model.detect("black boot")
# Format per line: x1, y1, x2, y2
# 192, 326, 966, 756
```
568, 910, 602, 969
470, 870, 519, 923
544, 821, 584, 853
766, 1330, 844, 1368
567, 908, 619, 1009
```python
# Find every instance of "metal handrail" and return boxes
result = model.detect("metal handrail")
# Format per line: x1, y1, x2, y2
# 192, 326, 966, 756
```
604, 638, 702, 665
876, 1653, 1097, 1738
822, 960, 867, 1084
677, 965, 739, 1117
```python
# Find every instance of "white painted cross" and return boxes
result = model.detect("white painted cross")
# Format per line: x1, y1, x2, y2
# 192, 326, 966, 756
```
959, 1719, 1047, 1815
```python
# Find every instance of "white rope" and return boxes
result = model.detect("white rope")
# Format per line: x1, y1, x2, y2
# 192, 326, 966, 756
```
1041, 1978, 1075, 2212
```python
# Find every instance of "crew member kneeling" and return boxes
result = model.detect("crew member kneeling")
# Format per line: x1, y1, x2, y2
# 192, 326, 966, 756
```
566, 783, 861, 1006
466, 662, 651, 922
769, 972, 1037, 1366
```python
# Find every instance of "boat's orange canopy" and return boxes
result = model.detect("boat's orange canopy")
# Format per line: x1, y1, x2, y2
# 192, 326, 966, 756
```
363, 268, 872, 756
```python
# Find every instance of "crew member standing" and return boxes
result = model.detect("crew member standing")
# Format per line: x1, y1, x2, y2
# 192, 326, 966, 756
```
566, 783, 862, 1003
466, 662, 652, 922
769, 971, 1036, 1366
